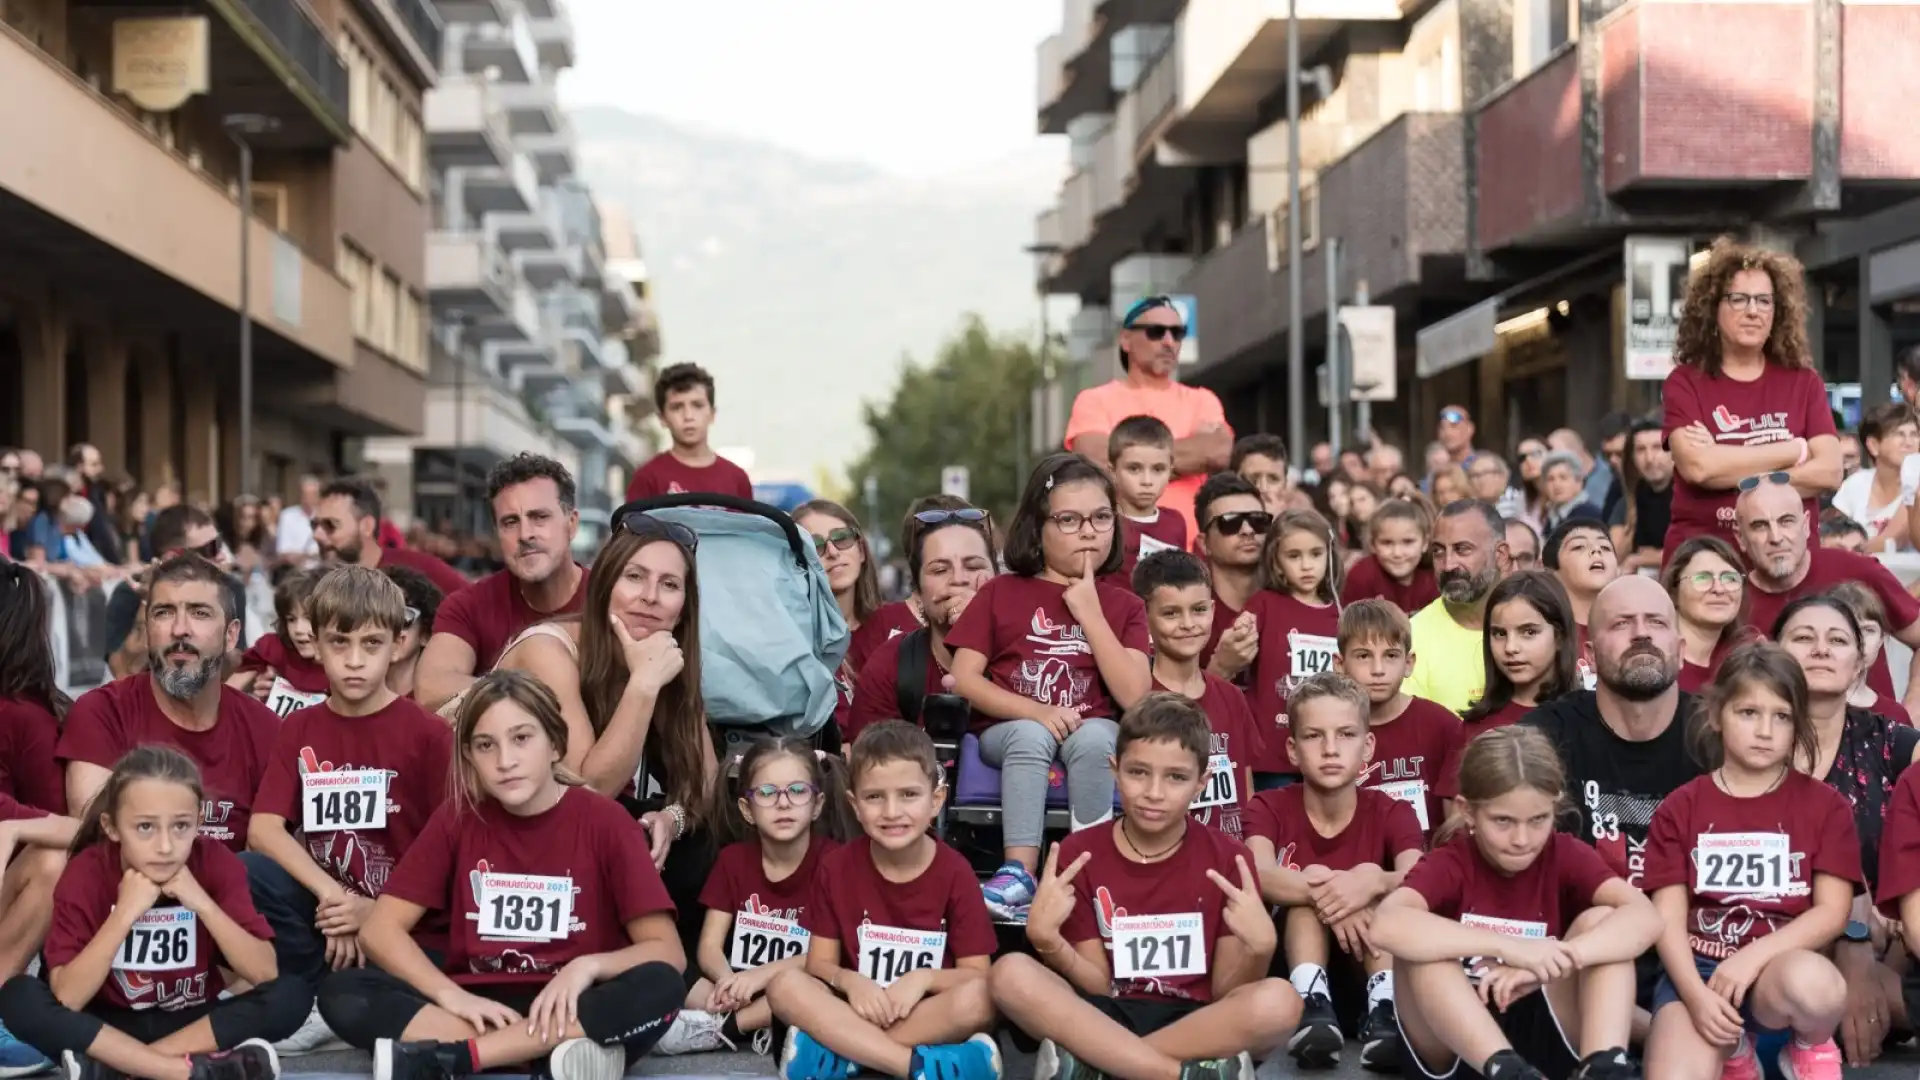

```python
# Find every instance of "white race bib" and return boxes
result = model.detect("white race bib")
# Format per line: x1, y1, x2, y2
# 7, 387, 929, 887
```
1287, 632, 1338, 679
1137, 532, 1177, 560
301, 769, 389, 833
116, 907, 197, 972
1189, 754, 1238, 810
1110, 912, 1206, 980
1460, 913, 1548, 939
855, 924, 944, 986
729, 912, 809, 970
265, 678, 328, 719
476, 872, 574, 942
1374, 779, 1430, 831
1693, 832, 1792, 895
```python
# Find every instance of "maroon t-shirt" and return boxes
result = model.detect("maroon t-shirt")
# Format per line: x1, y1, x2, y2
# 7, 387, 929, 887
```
1403, 831, 1616, 940
1876, 766, 1920, 916
946, 575, 1151, 733
379, 546, 471, 600
1644, 771, 1860, 959
1057, 821, 1251, 1004
45, 838, 271, 1012
1243, 591, 1341, 773
236, 635, 329, 695
626, 453, 753, 502
1101, 511, 1190, 591
1661, 362, 1834, 559
803, 837, 997, 974
847, 631, 944, 744
1154, 674, 1264, 840
847, 602, 924, 690
0, 697, 65, 814
1744, 547, 1919, 702
1437, 701, 1535, 800
1245, 785, 1423, 874
1340, 556, 1439, 612
700, 836, 838, 923
1363, 696, 1462, 835
1875, 696, 1915, 727
253, 697, 453, 900
1200, 593, 1250, 690
58, 675, 278, 851
382, 786, 674, 983
434, 567, 588, 671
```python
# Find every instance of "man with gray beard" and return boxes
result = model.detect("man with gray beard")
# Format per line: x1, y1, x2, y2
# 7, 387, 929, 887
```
56, 555, 278, 852
1404, 500, 1509, 713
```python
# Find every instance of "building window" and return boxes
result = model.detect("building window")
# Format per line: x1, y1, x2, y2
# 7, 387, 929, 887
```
375, 269, 400, 355
342, 33, 372, 131
398, 290, 428, 372
338, 241, 376, 342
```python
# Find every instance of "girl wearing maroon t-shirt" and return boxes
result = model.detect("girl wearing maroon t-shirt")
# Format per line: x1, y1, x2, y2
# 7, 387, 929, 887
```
0, 747, 302, 1080
1340, 500, 1439, 613
0, 560, 72, 815
1641, 643, 1858, 1080
1660, 537, 1751, 695
794, 501, 882, 742
1660, 240, 1842, 563
765, 723, 1001, 1080
666, 738, 855, 1055
1827, 581, 1916, 726
1372, 726, 1659, 1080
1244, 674, 1424, 1072
229, 569, 327, 719
1442, 573, 1581, 801
1244, 510, 1345, 787
318, 671, 685, 1080
1335, 600, 1461, 836
988, 693, 1297, 1080
948, 454, 1152, 917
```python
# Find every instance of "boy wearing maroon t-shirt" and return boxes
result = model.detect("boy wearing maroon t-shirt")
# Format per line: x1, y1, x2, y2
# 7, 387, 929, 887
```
767, 722, 1000, 1080
625, 363, 753, 503
1335, 600, 1462, 837
1245, 673, 1425, 1072
1103, 416, 1189, 590
986, 693, 1298, 1080
1132, 550, 1262, 840
246, 568, 453, 1010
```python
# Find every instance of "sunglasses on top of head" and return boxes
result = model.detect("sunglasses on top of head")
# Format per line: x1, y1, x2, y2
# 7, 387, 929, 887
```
913, 507, 989, 525
615, 511, 699, 551
167, 538, 226, 561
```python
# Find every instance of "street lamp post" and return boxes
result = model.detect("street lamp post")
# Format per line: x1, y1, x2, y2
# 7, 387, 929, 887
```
1285, 0, 1305, 465
224, 113, 280, 498
1023, 241, 1065, 491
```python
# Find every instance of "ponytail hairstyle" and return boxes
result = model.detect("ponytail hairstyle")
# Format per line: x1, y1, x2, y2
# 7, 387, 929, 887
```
1691, 641, 1816, 774
71, 745, 205, 855
451, 669, 587, 815
1261, 508, 1345, 605
1432, 725, 1571, 847
710, 736, 857, 848
1463, 571, 1579, 725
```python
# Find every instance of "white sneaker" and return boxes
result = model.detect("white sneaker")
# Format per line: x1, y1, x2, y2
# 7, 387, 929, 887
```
549, 1038, 624, 1080
653, 1009, 734, 1056
273, 1005, 346, 1056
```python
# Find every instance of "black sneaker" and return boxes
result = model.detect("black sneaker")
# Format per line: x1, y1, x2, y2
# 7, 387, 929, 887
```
62, 1051, 127, 1080
1482, 1049, 1548, 1080
1175, 1052, 1252, 1080
1568, 1047, 1638, 1080
1287, 991, 1343, 1069
186, 1040, 280, 1080
374, 1039, 469, 1080
1357, 998, 1403, 1073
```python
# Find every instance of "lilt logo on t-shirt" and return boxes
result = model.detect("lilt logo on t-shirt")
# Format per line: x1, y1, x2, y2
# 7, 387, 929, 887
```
1014, 609, 1096, 707
743, 891, 803, 922
1710, 405, 1792, 444
667, 482, 687, 494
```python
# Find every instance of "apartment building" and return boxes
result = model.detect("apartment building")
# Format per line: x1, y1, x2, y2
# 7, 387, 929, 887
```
367, 0, 650, 539
0, 0, 442, 500
1031, 0, 1920, 455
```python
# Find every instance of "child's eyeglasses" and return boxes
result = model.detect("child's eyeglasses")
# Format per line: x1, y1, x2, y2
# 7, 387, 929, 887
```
746, 782, 819, 806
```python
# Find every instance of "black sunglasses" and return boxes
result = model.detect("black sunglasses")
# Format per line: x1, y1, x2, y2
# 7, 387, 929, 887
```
1211, 511, 1273, 535
914, 508, 989, 525
1736, 471, 1792, 493
1133, 324, 1187, 343
615, 511, 699, 551
166, 538, 226, 560
811, 527, 860, 555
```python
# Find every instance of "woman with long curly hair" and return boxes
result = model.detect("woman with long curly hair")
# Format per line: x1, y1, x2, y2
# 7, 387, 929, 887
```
1660, 237, 1841, 563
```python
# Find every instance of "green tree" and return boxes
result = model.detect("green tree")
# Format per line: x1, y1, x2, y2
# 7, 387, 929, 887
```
845, 316, 1043, 554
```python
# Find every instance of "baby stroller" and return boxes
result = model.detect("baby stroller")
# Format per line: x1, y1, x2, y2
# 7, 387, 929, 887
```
613, 494, 850, 763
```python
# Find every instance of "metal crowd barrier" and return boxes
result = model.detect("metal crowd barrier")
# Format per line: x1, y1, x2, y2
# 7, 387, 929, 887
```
43, 572, 119, 698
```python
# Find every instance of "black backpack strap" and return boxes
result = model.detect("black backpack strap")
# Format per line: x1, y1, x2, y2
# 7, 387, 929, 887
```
895, 627, 932, 726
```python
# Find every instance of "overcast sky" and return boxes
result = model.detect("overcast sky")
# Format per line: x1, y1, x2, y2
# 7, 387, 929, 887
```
560, 0, 1061, 177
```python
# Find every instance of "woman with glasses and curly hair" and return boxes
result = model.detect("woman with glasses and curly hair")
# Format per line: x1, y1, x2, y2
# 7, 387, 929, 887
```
1660, 237, 1842, 564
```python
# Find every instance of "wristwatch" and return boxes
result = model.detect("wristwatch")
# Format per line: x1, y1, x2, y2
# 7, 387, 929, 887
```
1843, 919, 1871, 943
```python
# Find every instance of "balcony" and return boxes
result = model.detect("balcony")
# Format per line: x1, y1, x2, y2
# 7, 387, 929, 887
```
417, 379, 560, 462
528, 10, 575, 69
429, 0, 510, 27
483, 334, 556, 388
426, 230, 513, 316
553, 411, 616, 452
0, 18, 351, 367
1247, 111, 1371, 214
444, 158, 537, 219
445, 15, 536, 84
594, 338, 647, 395
1037, 34, 1066, 113
426, 76, 511, 168
512, 247, 581, 289
518, 129, 576, 182
488, 197, 561, 253
493, 80, 563, 135
466, 283, 541, 346
1038, 0, 1185, 134
600, 275, 643, 334
346, 0, 442, 83
521, 0, 561, 18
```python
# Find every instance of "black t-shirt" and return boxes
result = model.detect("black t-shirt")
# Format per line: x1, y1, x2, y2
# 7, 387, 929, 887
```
1630, 482, 1673, 553
1523, 690, 1704, 891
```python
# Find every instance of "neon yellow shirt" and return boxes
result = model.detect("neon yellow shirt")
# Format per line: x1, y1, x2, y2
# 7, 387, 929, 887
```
1402, 598, 1486, 714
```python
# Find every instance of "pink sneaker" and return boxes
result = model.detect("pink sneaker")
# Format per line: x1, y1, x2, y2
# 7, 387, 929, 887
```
1718, 1037, 1761, 1080
1777, 1037, 1842, 1080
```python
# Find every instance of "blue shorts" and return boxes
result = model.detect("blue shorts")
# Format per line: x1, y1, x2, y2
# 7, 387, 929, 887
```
1650, 954, 1783, 1036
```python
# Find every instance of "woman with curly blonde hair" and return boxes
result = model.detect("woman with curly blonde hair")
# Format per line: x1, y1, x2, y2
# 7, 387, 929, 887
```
1660, 236, 1841, 563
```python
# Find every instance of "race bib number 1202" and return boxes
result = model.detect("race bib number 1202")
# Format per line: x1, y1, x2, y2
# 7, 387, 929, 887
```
729, 912, 809, 970
1110, 912, 1206, 980
476, 872, 574, 942
855, 924, 944, 986
116, 907, 197, 972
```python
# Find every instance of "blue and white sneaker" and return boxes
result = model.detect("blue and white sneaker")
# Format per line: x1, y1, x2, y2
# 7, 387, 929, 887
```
910, 1034, 1002, 1080
981, 862, 1037, 919
779, 1028, 856, 1080
0, 1022, 50, 1078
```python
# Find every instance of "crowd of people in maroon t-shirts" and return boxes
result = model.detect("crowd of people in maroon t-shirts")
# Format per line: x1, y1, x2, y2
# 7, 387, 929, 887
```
4, 237, 1920, 1080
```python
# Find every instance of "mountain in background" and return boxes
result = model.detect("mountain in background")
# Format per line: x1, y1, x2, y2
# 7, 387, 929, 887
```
572, 107, 1064, 483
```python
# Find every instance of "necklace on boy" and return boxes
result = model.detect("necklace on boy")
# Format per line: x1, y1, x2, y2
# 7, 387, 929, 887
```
1120, 819, 1184, 862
